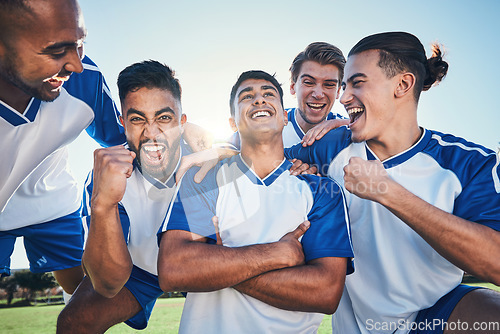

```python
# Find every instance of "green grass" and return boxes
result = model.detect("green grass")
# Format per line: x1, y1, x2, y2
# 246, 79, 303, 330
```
0, 283, 498, 333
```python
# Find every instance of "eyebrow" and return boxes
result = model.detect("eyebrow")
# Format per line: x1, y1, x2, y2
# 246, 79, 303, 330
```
300, 74, 339, 83
342, 73, 367, 86
126, 107, 175, 117
42, 31, 87, 52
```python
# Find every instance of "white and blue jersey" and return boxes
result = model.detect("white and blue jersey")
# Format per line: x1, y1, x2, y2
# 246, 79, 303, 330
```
0, 56, 125, 230
285, 127, 500, 334
160, 154, 353, 334
82, 143, 189, 329
226, 108, 346, 150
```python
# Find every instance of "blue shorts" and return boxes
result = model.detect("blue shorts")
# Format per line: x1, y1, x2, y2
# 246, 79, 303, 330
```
124, 265, 164, 330
410, 284, 481, 334
0, 209, 84, 277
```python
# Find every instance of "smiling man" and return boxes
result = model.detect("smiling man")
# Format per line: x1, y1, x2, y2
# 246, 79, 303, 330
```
228, 42, 348, 150
286, 32, 500, 334
157, 70, 353, 333
0, 0, 125, 296
56, 60, 195, 332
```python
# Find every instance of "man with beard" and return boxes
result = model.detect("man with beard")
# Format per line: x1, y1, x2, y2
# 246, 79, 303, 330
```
158, 70, 353, 333
227, 42, 349, 151
0, 0, 125, 296
57, 60, 195, 332
286, 32, 500, 334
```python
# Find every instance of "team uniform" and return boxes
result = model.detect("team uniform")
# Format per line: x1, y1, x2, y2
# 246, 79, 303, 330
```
0, 56, 125, 276
285, 126, 500, 334
226, 108, 346, 150
160, 154, 354, 334
82, 142, 190, 329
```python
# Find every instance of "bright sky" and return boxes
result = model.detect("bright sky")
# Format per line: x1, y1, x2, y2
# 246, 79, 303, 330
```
11, 0, 500, 268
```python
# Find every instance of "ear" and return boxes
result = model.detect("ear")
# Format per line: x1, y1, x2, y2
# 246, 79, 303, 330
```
119, 115, 124, 127
229, 117, 238, 132
290, 81, 296, 96
180, 114, 187, 133
395, 73, 415, 98
283, 108, 288, 126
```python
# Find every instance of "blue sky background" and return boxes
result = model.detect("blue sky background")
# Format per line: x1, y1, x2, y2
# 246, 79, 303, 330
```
11, 0, 500, 268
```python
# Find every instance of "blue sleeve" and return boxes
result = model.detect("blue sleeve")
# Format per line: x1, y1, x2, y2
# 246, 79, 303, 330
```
159, 166, 219, 242
64, 56, 126, 147
82, 170, 131, 242
285, 126, 352, 176
453, 152, 500, 232
298, 174, 354, 274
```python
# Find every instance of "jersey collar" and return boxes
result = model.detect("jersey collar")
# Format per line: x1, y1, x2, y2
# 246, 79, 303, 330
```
235, 154, 292, 186
365, 128, 431, 168
0, 98, 41, 126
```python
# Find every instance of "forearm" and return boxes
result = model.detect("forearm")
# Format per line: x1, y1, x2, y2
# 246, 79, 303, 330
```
158, 231, 301, 292
233, 258, 346, 314
381, 182, 500, 285
82, 202, 132, 297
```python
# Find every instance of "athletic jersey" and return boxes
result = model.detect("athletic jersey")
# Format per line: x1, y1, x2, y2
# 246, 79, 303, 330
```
285, 127, 500, 334
160, 154, 354, 334
0, 56, 125, 230
83, 143, 189, 276
226, 108, 346, 150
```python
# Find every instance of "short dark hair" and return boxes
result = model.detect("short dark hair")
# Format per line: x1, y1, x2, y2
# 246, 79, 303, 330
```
117, 60, 181, 103
289, 42, 346, 83
349, 32, 448, 101
229, 70, 283, 117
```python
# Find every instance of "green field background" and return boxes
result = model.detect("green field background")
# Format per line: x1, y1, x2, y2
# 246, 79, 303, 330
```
1, 283, 498, 333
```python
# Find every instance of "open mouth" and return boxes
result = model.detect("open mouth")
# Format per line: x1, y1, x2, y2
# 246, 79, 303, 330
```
307, 103, 326, 112
347, 107, 365, 125
251, 110, 272, 119
45, 76, 70, 90
140, 144, 167, 165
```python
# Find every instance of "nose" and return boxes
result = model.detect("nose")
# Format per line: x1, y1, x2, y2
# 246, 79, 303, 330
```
63, 45, 85, 74
311, 85, 324, 99
340, 87, 352, 106
143, 121, 162, 139
253, 93, 266, 105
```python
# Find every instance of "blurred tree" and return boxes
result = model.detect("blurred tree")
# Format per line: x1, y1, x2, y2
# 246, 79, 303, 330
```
0, 275, 18, 305
13, 270, 57, 302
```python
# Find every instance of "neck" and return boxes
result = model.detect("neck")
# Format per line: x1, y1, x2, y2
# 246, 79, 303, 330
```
367, 122, 422, 162
0, 75, 32, 114
295, 108, 321, 134
240, 133, 285, 179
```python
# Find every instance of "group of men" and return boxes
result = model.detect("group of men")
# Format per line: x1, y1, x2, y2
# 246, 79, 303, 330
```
1, 0, 500, 333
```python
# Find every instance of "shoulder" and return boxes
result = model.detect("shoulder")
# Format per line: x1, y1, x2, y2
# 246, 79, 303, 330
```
424, 129, 497, 171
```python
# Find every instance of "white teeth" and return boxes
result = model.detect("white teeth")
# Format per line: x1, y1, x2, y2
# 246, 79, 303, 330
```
308, 103, 325, 109
143, 146, 162, 152
252, 111, 271, 118
347, 107, 364, 115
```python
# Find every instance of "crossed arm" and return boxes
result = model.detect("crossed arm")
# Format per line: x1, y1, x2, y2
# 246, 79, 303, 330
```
158, 223, 347, 314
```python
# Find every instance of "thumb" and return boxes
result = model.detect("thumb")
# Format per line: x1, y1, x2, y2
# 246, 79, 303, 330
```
194, 160, 216, 183
292, 220, 310, 239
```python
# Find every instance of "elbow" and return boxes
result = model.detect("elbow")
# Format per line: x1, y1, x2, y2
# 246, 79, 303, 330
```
91, 279, 125, 299
315, 293, 340, 315
158, 258, 183, 292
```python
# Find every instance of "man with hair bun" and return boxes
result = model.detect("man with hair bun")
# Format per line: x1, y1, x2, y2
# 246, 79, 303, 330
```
286, 31, 500, 334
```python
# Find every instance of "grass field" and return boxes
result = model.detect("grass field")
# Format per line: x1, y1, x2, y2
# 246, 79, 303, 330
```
0, 283, 498, 333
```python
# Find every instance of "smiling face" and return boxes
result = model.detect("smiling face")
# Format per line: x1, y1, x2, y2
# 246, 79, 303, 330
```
0, 0, 86, 108
121, 87, 186, 182
232, 79, 287, 140
290, 60, 341, 132
340, 50, 399, 143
